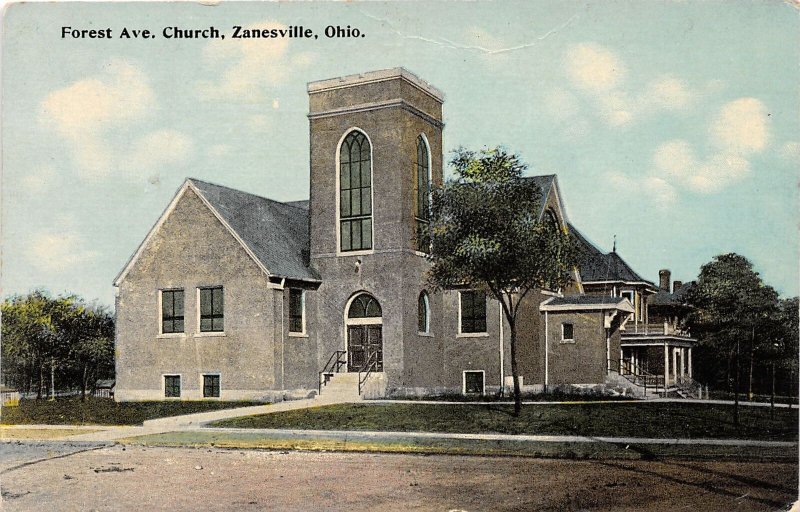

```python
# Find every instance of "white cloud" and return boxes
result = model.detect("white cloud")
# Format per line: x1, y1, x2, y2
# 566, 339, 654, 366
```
652, 140, 696, 178
565, 43, 625, 92
197, 21, 314, 102
649, 98, 769, 195
39, 60, 192, 179
644, 77, 692, 111
781, 141, 800, 162
688, 153, 750, 193
40, 59, 155, 138
29, 231, 99, 272
560, 44, 694, 127
605, 171, 677, 208
709, 98, 769, 155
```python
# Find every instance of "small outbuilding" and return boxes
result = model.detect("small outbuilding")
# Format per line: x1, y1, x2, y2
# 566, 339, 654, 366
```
94, 379, 116, 399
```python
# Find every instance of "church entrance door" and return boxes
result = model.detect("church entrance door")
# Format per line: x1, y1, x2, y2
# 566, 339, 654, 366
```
345, 293, 383, 373
347, 325, 383, 372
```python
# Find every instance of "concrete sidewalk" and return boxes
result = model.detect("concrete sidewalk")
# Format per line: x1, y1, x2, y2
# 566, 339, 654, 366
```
3, 424, 795, 448
3, 396, 795, 445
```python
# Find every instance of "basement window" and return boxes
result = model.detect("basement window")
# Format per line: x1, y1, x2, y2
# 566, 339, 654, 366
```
203, 374, 220, 398
164, 375, 181, 398
463, 370, 485, 395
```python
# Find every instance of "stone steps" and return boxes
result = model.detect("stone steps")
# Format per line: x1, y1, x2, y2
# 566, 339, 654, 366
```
318, 373, 362, 402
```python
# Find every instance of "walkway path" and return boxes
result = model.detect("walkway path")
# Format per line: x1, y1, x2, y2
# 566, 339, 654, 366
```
3, 396, 796, 445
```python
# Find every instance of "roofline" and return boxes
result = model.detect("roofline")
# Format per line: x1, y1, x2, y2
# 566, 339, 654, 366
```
539, 296, 635, 313
581, 280, 658, 289
113, 179, 275, 287
113, 180, 192, 287
307, 67, 444, 103
187, 180, 273, 278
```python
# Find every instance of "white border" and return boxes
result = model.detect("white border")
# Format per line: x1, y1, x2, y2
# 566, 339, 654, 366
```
418, 291, 431, 335
288, 288, 308, 337
201, 372, 222, 399
162, 373, 182, 399
413, 132, 433, 256
157, 288, 186, 338
457, 290, 488, 337
195, 286, 226, 337
342, 292, 383, 363
462, 370, 486, 395
335, 128, 375, 256
561, 322, 575, 343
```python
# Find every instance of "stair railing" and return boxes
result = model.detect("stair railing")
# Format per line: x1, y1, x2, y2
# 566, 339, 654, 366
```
358, 351, 379, 396
319, 350, 347, 395
619, 359, 665, 397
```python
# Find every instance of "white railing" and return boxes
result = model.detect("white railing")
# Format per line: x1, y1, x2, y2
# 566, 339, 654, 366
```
626, 322, 691, 337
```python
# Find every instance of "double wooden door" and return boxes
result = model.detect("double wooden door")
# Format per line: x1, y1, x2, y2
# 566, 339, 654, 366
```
347, 325, 383, 372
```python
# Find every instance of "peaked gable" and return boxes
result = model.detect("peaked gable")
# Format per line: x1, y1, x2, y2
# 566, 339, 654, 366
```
569, 223, 653, 286
114, 179, 319, 287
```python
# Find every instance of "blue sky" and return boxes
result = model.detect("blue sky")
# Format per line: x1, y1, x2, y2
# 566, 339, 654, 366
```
3, 1, 798, 307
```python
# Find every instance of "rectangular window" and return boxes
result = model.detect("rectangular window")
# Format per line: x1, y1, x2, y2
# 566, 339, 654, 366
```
463, 371, 485, 395
203, 374, 220, 398
164, 375, 181, 398
562, 322, 574, 342
161, 289, 184, 334
460, 291, 487, 334
199, 287, 224, 332
289, 288, 304, 334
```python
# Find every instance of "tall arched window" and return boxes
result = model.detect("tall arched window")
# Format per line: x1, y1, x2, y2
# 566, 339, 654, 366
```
418, 291, 430, 334
340, 131, 372, 252
415, 135, 431, 252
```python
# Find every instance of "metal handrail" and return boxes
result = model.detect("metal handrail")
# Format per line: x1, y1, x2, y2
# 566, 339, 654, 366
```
318, 350, 347, 395
618, 359, 665, 396
358, 352, 379, 396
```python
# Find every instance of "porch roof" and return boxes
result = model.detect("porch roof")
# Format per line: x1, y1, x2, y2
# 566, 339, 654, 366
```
540, 295, 635, 313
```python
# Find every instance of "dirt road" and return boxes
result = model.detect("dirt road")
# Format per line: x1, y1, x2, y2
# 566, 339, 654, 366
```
1, 443, 797, 511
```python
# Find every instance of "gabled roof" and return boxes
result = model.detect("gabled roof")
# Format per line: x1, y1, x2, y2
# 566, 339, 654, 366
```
568, 223, 654, 287
114, 179, 319, 286
522, 174, 560, 220
190, 179, 319, 282
650, 281, 694, 307
540, 294, 635, 312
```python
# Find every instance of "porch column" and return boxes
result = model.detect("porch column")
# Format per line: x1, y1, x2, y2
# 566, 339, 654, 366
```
680, 348, 685, 378
672, 348, 678, 383
664, 344, 669, 386
688, 348, 692, 378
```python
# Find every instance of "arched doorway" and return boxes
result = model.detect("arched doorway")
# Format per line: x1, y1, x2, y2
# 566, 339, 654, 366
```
346, 293, 383, 372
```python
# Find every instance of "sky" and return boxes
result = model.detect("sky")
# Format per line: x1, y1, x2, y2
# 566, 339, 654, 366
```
3, 1, 798, 308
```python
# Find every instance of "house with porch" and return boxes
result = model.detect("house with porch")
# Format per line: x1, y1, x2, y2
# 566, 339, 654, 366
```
113, 68, 692, 402
570, 225, 698, 396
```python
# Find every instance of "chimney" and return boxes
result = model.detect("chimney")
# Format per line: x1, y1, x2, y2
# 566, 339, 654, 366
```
673, 280, 683, 293
659, 269, 671, 291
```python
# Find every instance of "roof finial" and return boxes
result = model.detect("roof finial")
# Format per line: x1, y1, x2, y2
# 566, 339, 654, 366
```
612, 234, 617, 253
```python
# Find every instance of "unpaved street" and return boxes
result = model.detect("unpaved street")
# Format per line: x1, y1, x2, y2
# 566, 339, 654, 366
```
1, 443, 797, 511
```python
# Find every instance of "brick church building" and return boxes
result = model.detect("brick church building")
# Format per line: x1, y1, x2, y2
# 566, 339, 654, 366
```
113, 68, 693, 402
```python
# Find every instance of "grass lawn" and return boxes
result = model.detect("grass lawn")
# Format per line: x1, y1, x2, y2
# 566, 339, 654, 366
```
212, 402, 799, 442
1, 397, 264, 426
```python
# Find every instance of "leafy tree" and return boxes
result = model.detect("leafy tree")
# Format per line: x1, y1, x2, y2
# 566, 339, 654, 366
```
1, 291, 114, 399
67, 306, 115, 400
425, 147, 579, 415
686, 253, 779, 424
